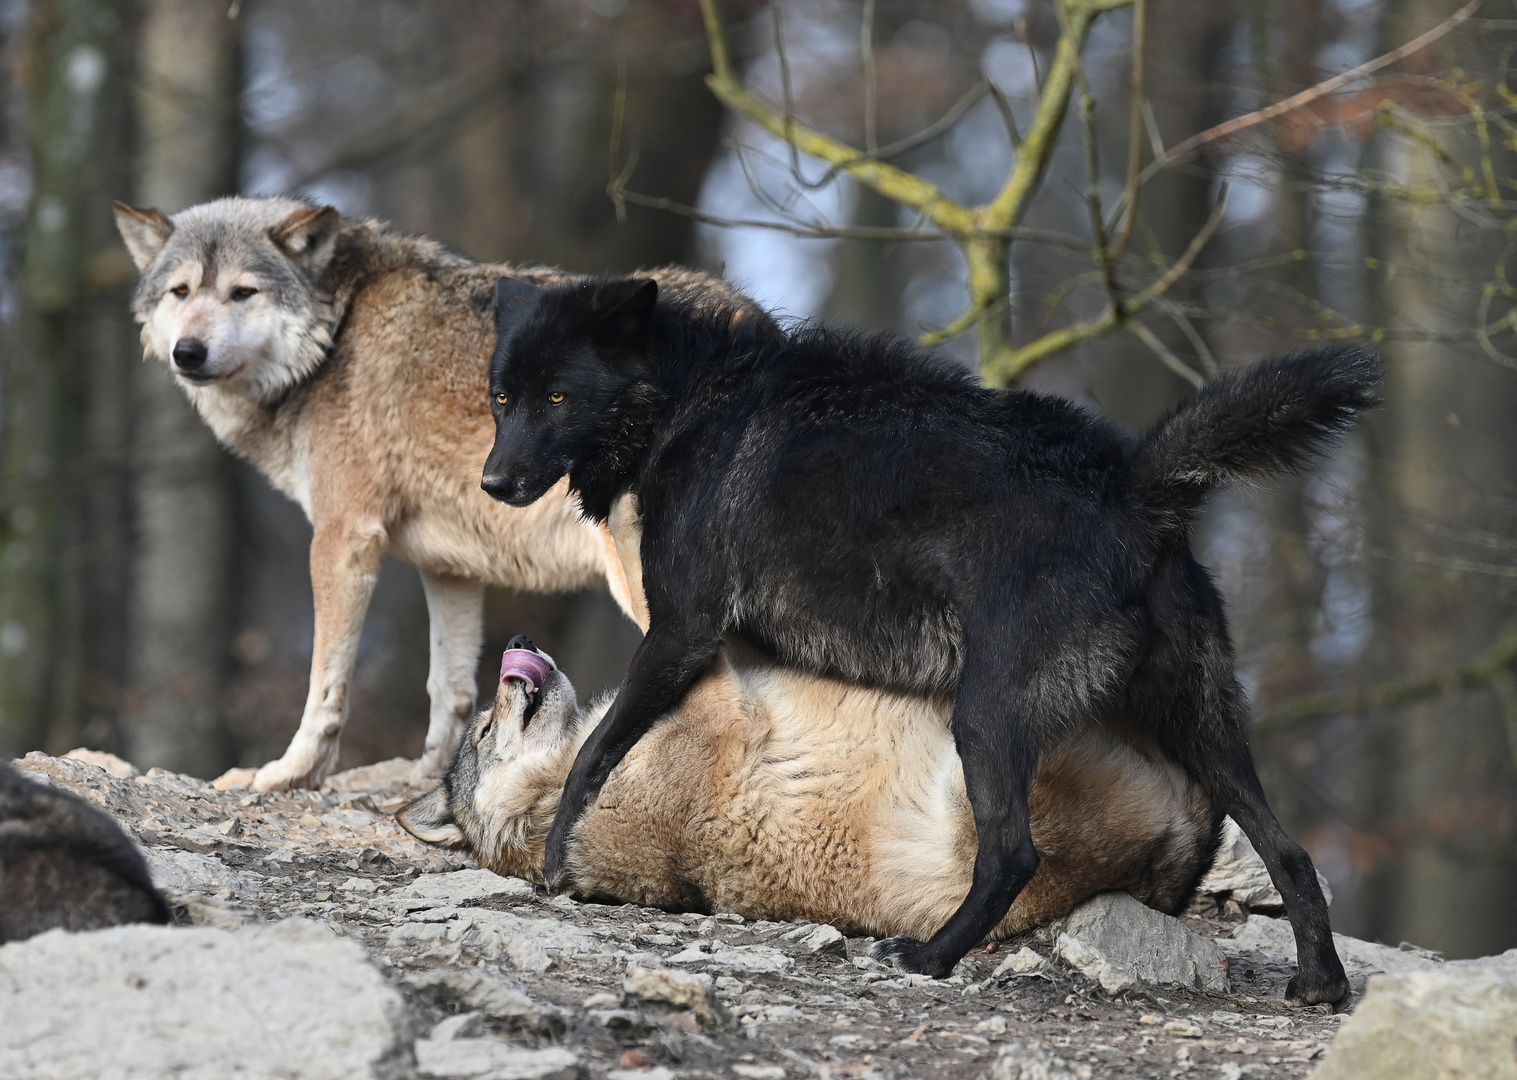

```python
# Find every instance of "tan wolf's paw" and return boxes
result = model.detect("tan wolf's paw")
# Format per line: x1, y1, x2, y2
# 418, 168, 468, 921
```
211, 767, 258, 790
250, 751, 334, 792
410, 753, 448, 785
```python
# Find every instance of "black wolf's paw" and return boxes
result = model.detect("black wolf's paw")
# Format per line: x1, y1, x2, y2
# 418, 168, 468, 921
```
1285, 971, 1350, 1010
542, 823, 571, 891
870, 936, 956, 978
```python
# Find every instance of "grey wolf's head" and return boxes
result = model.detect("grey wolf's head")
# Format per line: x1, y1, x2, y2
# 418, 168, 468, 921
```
114, 196, 342, 401
481, 275, 659, 508
397, 640, 583, 878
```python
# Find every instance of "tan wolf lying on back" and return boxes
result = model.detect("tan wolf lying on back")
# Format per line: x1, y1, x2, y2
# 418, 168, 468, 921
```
114, 197, 762, 791
399, 641, 1220, 938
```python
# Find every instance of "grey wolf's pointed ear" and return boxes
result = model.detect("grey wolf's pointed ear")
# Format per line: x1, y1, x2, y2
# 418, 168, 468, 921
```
495, 277, 544, 336
114, 202, 174, 271
271, 205, 340, 277
397, 786, 468, 848
589, 278, 657, 347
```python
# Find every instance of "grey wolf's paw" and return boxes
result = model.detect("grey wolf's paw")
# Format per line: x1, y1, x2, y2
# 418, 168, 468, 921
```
1285, 971, 1350, 1010
871, 936, 956, 978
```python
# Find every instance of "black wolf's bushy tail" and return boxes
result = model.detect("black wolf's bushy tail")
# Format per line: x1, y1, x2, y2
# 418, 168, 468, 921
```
1129, 345, 1381, 528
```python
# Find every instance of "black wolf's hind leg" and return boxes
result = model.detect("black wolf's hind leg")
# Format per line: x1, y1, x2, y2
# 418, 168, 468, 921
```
1141, 649, 1348, 1007
872, 656, 1043, 977
1211, 740, 1347, 1006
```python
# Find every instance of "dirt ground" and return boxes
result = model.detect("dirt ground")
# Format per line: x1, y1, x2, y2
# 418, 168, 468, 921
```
16, 752, 1347, 1080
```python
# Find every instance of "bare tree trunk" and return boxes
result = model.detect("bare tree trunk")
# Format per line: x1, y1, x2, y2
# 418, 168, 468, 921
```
0, 0, 133, 757
1347, 0, 1517, 959
122, 0, 241, 775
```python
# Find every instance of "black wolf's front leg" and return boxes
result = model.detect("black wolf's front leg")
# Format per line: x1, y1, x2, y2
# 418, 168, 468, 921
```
543, 620, 722, 886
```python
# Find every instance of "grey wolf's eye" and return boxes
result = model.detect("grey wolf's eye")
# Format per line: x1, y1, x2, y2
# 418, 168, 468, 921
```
547, 392, 565, 406
230, 286, 258, 301
495, 393, 508, 406
170, 284, 189, 298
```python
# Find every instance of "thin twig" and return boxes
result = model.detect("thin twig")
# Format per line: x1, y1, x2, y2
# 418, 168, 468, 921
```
1072, 52, 1118, 301
1110, 0, 1146, 261
607, 60, 636, 224
805, 82, 994, 189
862, 0, 879, 155
772, 4, 805, 185
609, 186, 1093, 248
988, 81, 1023, 149
1126, 319, 1205, 388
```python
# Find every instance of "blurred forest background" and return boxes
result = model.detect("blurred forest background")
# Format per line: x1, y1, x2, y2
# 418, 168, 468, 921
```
0, 0, 1514, 960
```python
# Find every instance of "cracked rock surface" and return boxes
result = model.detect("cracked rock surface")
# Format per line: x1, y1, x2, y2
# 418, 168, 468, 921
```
4, 750, 1464, 1079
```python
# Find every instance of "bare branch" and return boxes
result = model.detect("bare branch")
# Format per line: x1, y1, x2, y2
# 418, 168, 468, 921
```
862, 0, 879, 155
1155, 0, 1485, 171
1109, 0, 1146, 262
1126, 319, 1205, 389
1256, 617, 1517, 737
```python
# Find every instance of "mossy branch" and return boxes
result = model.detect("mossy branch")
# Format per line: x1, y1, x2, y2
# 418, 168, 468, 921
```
1256, 618, 1517, 741
695, 0, 1138, 385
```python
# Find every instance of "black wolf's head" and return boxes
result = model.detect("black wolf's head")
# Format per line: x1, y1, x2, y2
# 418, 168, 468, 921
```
481, 275, 658, 514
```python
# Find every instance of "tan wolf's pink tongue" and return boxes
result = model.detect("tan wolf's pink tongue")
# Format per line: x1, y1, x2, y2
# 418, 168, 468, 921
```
499, 649, 552, 690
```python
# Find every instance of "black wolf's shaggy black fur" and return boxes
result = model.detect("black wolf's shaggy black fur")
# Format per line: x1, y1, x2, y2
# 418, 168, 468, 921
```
481, 275, 1378, 1002
0, 763, 170, 942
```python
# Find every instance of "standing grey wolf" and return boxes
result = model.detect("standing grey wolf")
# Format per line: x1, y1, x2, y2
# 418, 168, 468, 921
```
398, 643, 1219, 937
0, 762, 170, 941
112, 198, 764, 791
480, 273, 1378, 1003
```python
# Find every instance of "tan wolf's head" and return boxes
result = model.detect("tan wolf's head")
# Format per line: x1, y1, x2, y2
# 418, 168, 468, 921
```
114, 196, 342, 402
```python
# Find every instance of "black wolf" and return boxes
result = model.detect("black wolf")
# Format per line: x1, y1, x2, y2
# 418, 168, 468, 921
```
0, 763, 170, 941
481, 275, 1377, 1003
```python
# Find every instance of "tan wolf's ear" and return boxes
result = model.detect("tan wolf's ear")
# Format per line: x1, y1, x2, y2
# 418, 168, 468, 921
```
270, 204, 340, 277
396, 786, 467, 848
113, 202, 174, 270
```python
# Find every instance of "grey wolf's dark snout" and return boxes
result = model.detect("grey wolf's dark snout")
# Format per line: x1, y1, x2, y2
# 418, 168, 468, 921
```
507, 634, 535, 651
172, 337, 208, 372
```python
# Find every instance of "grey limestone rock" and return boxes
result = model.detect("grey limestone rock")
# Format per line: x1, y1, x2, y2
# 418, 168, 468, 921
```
1198, 816, 1332, 911
393, 868, 537, 906
1046, 891, 1229, 993
1311, 966, 1517, 1080
0, 918, 411, 1080
414, 1038, 581, 1080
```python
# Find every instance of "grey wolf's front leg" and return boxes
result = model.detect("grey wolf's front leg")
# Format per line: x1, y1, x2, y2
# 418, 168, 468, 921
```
251, 519, 386, 791
416, 570, 486, 781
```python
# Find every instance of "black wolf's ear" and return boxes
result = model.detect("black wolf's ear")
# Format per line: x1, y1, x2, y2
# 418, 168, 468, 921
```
271, 205, 340, 277
396, 786, 468, 848
588, 278, 658, 348
495, 277, 544, 337
114, 202, 174, 271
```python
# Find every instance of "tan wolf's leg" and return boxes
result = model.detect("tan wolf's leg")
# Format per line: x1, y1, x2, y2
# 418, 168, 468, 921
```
415, 570, 485, 781
252, 518, 386, 791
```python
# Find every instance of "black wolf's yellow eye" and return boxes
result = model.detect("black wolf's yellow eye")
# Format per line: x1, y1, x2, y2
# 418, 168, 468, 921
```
230, 286, 258, 301
495, 393, 508, 406
170, 284, 189, 298
547, 392, 565, 405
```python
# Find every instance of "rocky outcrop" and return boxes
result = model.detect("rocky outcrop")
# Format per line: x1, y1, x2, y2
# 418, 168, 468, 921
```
1044, 891, 1231, 994
3, 750, 1487, 1080
0, 919, 413, 1079
1311, 963, 1517, 1080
